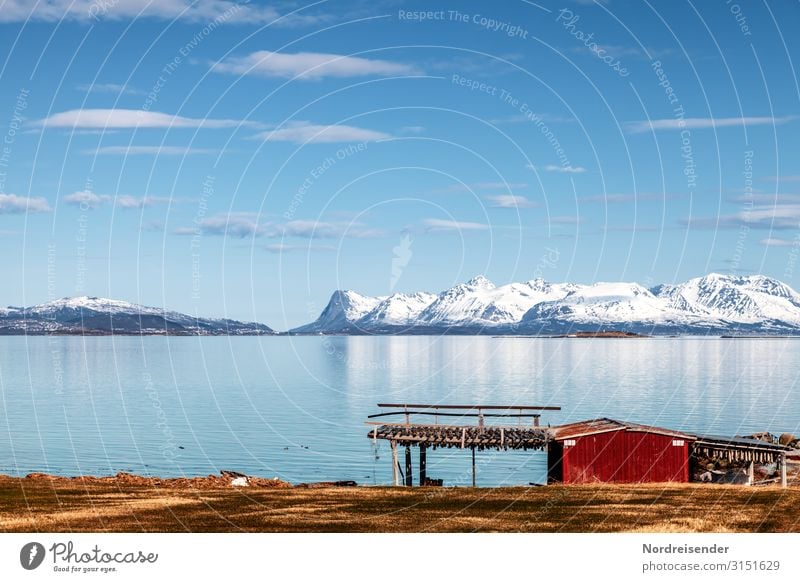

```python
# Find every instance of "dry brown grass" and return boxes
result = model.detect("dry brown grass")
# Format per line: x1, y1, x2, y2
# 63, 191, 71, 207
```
1, 476, 798, 533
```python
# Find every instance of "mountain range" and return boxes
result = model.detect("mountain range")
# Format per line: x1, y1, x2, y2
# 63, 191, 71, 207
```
0, 296, 273, 335
290, 273, 800, 336
4, 273, 800, 336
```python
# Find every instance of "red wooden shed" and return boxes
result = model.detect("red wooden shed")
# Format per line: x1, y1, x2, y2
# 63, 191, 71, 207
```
547, 418, 694, 484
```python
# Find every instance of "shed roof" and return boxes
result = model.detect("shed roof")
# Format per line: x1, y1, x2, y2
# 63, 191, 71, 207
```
551, 418, 695, 441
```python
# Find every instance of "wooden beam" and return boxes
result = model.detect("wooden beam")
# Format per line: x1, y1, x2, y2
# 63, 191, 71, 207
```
377, 403, 561, 411
472, 447, 477, 487
781, 453, 787, 488
419, 445, 427, 486
391, 441, 399, 486
405, 446, 413, 487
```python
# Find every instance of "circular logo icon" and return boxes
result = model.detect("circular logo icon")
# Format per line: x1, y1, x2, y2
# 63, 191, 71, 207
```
20, 542, 46, 570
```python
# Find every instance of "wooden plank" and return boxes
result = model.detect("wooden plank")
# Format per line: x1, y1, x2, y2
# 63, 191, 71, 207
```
377, 403, 561, 411
391, 441, 399, 486
419, 445, 427, 486
405, 446, 413, 487
472, 447, 476, 487
781, 453, 788, 488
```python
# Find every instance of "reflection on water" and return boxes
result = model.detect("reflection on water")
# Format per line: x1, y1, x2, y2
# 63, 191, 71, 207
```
0, 336, 798, 486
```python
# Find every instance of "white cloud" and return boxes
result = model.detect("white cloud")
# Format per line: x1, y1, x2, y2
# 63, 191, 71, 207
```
581, 193, 665, 203
485, 195, 537, 209
685, 204, 800, 230
422, 219, 490, 232
76, 83, 144, 96
443, 182, 528, 193
36, 109, 249, 130
0, 194, 51, 214
759, 238, 799, 247
543, 164, 587, 174
626, 116, 796, 134
212, 51, 420, 80
254, 121, 389, 144
90, 146, 219, 155
176, 213, 384, 239
0, 0, 324, 26
63, 191, 111, 209
264, 243, 336, 253
63, 191, 169, 209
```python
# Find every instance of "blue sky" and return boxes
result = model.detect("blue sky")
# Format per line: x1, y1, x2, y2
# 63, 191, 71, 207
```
1, 0, 799, 329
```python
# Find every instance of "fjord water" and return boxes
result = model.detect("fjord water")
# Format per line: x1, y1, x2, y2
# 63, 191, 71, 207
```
1, 336, 798, 486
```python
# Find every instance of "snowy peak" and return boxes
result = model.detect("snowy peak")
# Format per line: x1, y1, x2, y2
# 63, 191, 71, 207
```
0, 296, 273, 335
465, 275, 495, 290
358, 292, 437, 327
291, 289, 385, 333
292, 273, 800, 335
655, 274, 800, 324
26, 296, 164, 316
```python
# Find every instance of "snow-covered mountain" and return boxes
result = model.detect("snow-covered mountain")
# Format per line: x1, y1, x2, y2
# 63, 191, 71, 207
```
0, 296, 274, 335
291, 273, 800, 335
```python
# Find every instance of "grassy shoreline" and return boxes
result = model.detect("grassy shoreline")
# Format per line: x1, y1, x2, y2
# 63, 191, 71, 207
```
1, 475, 798, 533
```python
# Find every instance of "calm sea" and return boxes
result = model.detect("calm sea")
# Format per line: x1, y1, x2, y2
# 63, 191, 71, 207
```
1, 336, 798, 486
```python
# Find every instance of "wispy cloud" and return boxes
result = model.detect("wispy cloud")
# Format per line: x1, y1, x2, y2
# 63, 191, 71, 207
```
35, 109, 251, 130
438, 182, 528, 195
0, 194, 51, 214
176, 213, 384, 239
542, 164, 587, 174
90, 146, 219, 155
263, 243, 336, 253
626, 116, 796, 134
212, 51, 420, 80
731, 193, 800, 204
422, 218, 490, 232
759, 237, 799, 247
485, 194, 537, 209
253, 122, 389, 144
0, 0, 326, 26
581, 192, 666, 204
549, 215, 584, 225
76, 83, 144, 96
602, 224, 660, 232
63, 190, 170, 209
684, 204, 800, 230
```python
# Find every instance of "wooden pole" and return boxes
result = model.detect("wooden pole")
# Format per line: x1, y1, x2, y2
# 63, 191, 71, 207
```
747, 461, 754, 486
405, 446, 413, 487
419, 445, 427, 486
391, 440, 399, 486
471, 447, 476, 487
781, 453, 787, 488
